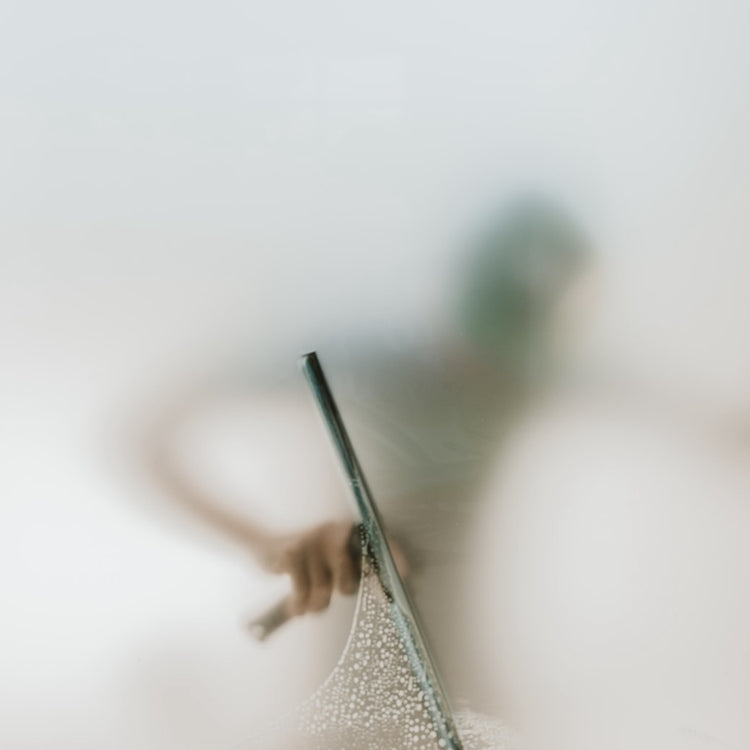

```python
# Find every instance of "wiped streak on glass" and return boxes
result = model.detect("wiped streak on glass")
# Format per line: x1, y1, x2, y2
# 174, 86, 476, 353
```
299, 351, 464, 750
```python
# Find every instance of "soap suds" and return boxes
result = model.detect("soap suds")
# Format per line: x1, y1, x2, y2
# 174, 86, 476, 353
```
252, 554, 516, 750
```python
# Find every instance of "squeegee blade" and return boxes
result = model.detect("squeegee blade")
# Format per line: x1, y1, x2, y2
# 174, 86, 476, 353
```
298, 351, 464, 750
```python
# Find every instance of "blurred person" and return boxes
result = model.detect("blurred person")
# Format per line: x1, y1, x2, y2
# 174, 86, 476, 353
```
140, 194, 593, 712
461, 231, 750, 749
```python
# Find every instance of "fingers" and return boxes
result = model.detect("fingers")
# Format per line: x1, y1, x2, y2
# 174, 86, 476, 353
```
283, 544, 311, 616
306, 543, 332, 612
332, 526, 359, 596
274, 521, 359, 617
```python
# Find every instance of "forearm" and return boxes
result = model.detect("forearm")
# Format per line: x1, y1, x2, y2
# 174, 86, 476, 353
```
140, 382, 283, 568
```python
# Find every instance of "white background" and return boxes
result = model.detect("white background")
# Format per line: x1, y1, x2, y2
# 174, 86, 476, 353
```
2, 1, 750, 748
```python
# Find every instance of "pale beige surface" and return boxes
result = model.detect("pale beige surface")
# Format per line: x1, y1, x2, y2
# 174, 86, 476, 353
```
470, 393, 750, 750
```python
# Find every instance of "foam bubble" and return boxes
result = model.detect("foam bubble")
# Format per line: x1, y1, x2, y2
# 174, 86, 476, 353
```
253, 556, 516, 750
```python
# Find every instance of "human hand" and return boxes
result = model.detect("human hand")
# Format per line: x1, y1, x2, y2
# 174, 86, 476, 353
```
268, 521, 362, 616
249, 520, 409, 639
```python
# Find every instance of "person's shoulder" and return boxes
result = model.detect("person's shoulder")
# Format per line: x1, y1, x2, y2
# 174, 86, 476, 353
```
321, 335, 444, 400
